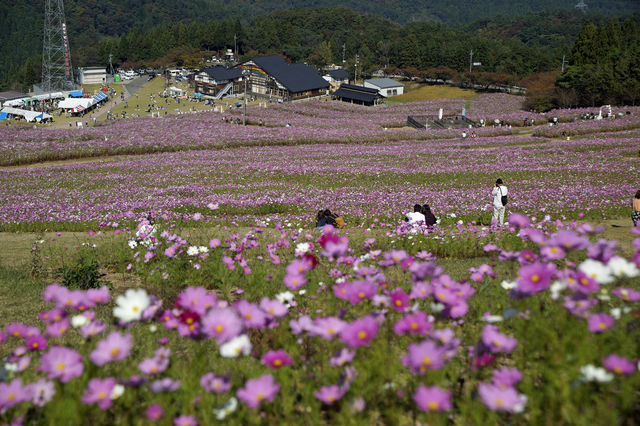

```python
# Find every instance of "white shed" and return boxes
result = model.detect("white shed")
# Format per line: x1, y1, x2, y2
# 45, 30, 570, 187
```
78, 67, 107, 85
363, 78, 404, 97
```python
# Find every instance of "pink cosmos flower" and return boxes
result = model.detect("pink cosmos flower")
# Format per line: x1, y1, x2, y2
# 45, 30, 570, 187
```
81, 377, 116, 410
200, 373, 231, 393
38, 308, 66, 324
79, 320, 106, 338
42, 284, 66, 303
413, 385, 452, 412
146, 403, 165, 420
236, 374, 280, 408
329, 349, 355, 367
390, 288, 411, 312
40, 346, 84, 383
508, 213, 530, 228
139, 357, 170, 375
176, 286, 217, 316
340, 316, 380, 348
200, 308, 243, 344
286, 259, 313, 275
491, 367, 522, 389
259, 298, 288, 318
262, 349, 294, 369
209, 238, 221, 248
478, 383, 527, 413
402, 340, 445, 374
588, 313, 614, 333
314, 384, 346, 405
410, 282, 432, 299
222, 256, 235, 270
86, 287, 111, 305
0, 378, 30, 412
516, 263, 557, 294
89, 331, 133, 366
150, 378, 181, 393
25, 335, 48, 352
28, 379, 55, 407
602, 354, 636, 375
312, 317, 347, 340
45, 319, 70, 338
481, 325, 518, 354
174, 415, 198, 426
283, 274, 307, 291
393, 312, 433, 336
345, 280, 378, 305
612, 287, 640, 302
234, 300, 267, 329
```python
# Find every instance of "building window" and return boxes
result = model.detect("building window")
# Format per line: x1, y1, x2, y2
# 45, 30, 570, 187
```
386, 89, 391, 95
393, 89, 397, 95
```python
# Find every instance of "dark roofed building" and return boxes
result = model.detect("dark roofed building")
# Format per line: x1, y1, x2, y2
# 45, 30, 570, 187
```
0, 91, 27, 101
332, 84, 381, 107
239, 55, 330, 101
323, 69, 350, 91
194, 65, 244, 97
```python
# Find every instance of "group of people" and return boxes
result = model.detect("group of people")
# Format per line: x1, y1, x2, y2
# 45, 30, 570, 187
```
315, 209, 344, 229
405, 204, 437, 227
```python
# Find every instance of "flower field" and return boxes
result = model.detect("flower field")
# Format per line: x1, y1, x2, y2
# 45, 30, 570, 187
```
1, 95, 640, 425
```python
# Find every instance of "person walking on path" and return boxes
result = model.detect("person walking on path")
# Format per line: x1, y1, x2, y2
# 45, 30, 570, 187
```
491, 178, 508, 226
632, 190, 640, 226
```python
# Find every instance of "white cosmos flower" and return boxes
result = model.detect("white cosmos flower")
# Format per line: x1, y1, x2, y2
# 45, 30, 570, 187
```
580, 364, 614, 383
578, 259, 614, 284
214, 397, 238, 420
607, 256, 639, 278
198, 246, 209, 253
295, 243, 311, 254
512, 394, 528, 413
549, 280, 567, 300
110, 384, 125, 400
187, 246, 200, 256
298, 290, 307, 295
128, 240, 138, 249
610, 307, 621, 320
71, 315, 88, 328
429, 302, 446, 313
500, 280, 518, 290
481, 315, 504, 323
207, 202, 219, 210
113, 289, 150, 323
220, 335, 252, 358
275, 291, 294, 304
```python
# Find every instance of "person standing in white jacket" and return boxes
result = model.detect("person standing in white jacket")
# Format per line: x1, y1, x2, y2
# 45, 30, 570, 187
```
491, 178, 508, 225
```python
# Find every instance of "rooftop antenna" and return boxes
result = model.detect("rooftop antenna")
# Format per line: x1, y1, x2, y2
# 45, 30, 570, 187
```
42, 0, 74, 92
575, 0, 587, 13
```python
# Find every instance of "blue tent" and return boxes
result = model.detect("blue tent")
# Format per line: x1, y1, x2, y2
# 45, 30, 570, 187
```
93, 92, 108, 102
0, 112, 7, 120
69, 91, 83, 97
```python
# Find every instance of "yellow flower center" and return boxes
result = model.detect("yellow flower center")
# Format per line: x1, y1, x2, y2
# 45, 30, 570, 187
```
531, 274, 540, 283
257, 393, 264, 400
215, 325, 224, 333
274, 359, 282, 366
422, 356, 431, 366
132, 306, 139, 312
57, 363, 65, 370
357, 331, 367, 340
428, 401, 438, 410
111, 348, 120, 356
614, 367, 622, 374
8, 393, 15, 400
395, 300, 402, 306
328, 328, 334, 334
98, 392, 106, 399
358, 292, 365, 298
246, 314, 252, 319
496, 398, 504, 406
410, 323, 418, 330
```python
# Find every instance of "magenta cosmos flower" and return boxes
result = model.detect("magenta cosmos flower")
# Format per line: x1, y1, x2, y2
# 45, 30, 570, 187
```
259, 298, 288, 318
234, 300, 267, 329
176, 286, 217, 316
588, 313, 614, 333
508, 213, 530, 228
139, 357, 170, 375
200, 308, 243, 344
81, 377, 116, 410
492, 367, 522, 389
344, 280, 378, 305
147, 403, 165, 421
516, 263, 557, 294
89, 331, 133, 366
478, 383, 527, 413
413, 385, 452, 412
283, 274, 307, 291
340, 316, 380, 348
5, 323, 28, 338
315, 384, 346, 405
312, 316, 347, 340
236, 374, 280, 408
612, 287, 640, 302
25, 335, 48, 352
481, 325, 518, 354
40, 346, 84, 383
602, 354, 636, 375
390, 288, 412, 312
262, 349, 294, 369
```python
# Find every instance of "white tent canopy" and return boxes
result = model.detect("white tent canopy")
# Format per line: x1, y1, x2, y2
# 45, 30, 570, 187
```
3, 98, 29, 107
34, 92, 64, 101
58, 98, 96, 110
1, 107, 53, 122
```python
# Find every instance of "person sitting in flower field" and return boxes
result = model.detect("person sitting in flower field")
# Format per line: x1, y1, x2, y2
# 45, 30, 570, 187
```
632, 190, 640, 226
421, 204, 437, 227
315, 210, 327, 229
324, 209, 345, 228
405, 204, 425, 225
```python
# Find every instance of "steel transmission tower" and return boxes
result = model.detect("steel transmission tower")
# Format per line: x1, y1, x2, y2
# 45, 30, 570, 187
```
575, 0, 587, 13
42, 0, 75, 92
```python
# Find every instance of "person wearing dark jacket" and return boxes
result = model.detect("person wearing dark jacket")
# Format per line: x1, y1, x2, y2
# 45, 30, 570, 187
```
421, 204, 437, 227
324, 209, 338, 227
315, 210, 327, 229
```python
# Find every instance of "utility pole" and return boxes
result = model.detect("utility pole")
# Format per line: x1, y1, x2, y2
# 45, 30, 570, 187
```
234, 34, 237, 63
342, 44, 346, 64
469, 49, 473, 73
355, 54, 359, 85
561, 55, 568, 72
